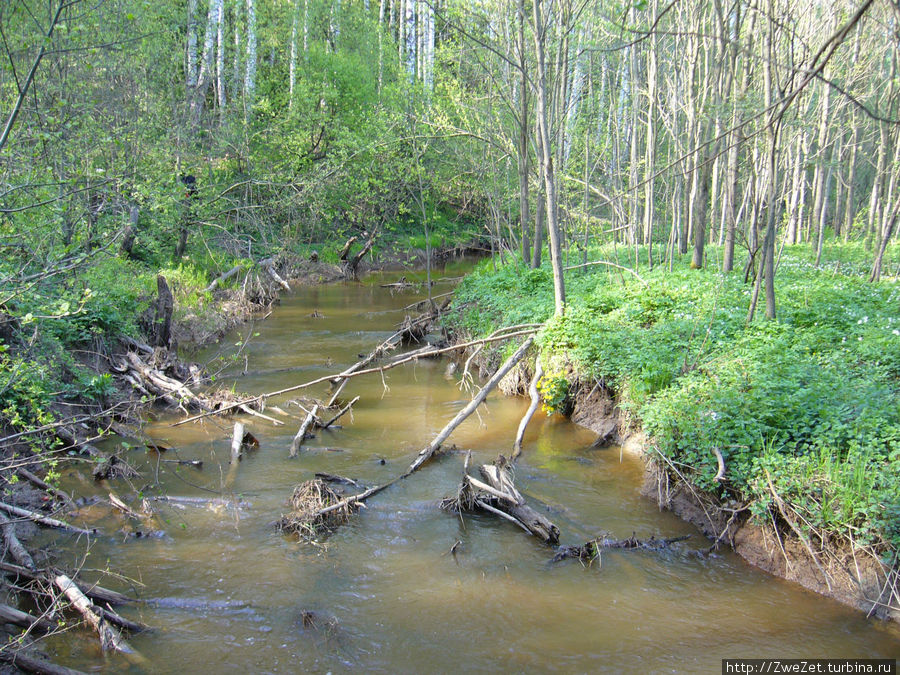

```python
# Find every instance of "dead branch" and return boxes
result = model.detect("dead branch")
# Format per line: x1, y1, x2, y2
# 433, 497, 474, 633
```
321, 396, 358, 431
53, 574, 137, 656
290, 405, 320, 457
0, 502, 93, 537
0, 562, 136, 606
512, 357, 543, 461
406, 336, 534, 476
0, 511, 37, 570
173, 328, 541, 427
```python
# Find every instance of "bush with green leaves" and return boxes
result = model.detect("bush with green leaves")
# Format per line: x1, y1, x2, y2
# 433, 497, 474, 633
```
450, 243, 900, 556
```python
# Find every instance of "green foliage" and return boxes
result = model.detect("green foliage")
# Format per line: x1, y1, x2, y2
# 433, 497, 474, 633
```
451, 244, 900, 556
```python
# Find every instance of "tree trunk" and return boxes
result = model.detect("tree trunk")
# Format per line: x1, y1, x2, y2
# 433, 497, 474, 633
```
531, 0, 566, 316
244, 0, 257, 105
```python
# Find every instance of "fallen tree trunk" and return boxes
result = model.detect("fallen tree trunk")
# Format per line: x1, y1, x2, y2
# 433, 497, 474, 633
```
0, 603, 55, 633
552, 534, 692, 562
174, 328, 541, 427
0, 649, 87, 675
53, 574, 137, 656
0, 511, 37, 570
290, 404, 320, 457
405, 336, 534, 476
0, 502, 94, 536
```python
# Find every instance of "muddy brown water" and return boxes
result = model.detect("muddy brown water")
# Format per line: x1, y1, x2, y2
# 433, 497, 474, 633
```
45, 263, 899, 672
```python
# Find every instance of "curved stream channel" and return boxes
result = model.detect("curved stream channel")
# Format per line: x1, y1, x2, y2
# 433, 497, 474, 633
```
47, 263, 899, 672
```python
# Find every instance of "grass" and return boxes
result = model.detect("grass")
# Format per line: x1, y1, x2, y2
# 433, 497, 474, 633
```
450, 241, 900, 560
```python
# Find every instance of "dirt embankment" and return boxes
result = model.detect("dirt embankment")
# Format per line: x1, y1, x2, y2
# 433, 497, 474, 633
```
445, 337, 898, 623
567, 382, 900, 624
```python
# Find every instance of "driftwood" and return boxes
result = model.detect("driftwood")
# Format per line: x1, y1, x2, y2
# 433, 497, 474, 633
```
406, 336, 534, 476
204, 264, 242, 292
552, 534, 692, 562
122, 351, 209, 412
321, 396, 358, 431
291, 336, 537, 535
460, 461, 560, 546
0, 603, 55, 633
0, 502, 93, 536
18, 468, 77, 511
0, 562, 136, 606
53, 574, 137, 655
173, 328, 540, 427
512, 357, 543, 461
290, 404, 320, 457
0, 649, 87, 675
0, 511, 36, 570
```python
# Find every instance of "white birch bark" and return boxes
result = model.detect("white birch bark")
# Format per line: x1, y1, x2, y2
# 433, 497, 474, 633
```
187, 0, 199, 89
290, 0, 299, 109
404, 0, 416, 79
215, 0, 226, 109
244, 0, 257, 104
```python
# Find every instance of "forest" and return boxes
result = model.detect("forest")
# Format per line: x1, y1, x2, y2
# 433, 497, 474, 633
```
0, 0, 899, 669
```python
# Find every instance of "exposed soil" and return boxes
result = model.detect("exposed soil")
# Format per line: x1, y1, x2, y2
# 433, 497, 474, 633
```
569, 380, 900, 623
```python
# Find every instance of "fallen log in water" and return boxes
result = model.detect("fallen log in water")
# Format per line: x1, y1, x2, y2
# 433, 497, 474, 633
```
0, 511, 37, 570
173, 329, 540, 427
0, 502, 94, 537
290, 405, 320, 457
53, 574, 138, 656
0, 649, 87, 675
0, 603, 55, 633
551, 534, 692, 562
442, 457, 560, 546
281, 336, 537, 539
0, 562, 136, 606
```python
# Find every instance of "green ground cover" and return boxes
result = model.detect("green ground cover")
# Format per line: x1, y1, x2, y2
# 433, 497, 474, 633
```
451, 243, 900, 562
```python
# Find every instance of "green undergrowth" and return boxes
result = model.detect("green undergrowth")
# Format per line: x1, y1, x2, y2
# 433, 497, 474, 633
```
451, 243, 900, 560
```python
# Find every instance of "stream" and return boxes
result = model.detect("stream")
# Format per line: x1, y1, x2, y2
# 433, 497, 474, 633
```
46, 262, 900, 672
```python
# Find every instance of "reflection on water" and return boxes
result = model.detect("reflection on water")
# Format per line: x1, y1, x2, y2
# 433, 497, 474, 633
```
46, 262, 900, 672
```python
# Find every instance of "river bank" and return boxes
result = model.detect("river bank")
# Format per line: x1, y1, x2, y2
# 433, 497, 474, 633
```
446, 244, 900, 623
